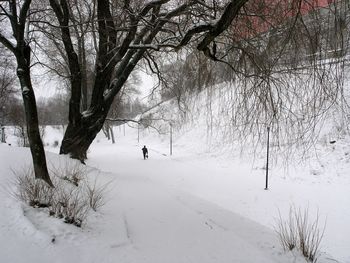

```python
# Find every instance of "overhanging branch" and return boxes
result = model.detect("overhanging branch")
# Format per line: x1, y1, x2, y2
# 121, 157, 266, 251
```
105, 118, 164, 134
0, 32, 16, 54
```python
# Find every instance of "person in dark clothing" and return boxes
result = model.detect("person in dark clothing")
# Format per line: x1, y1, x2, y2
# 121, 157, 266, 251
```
142, 145, 148, 159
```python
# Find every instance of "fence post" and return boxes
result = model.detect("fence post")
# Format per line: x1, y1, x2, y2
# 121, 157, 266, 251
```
265, 126, 270, 190
1, 126, 5, 143
137, 123, 140, 143
170, 122, 173, 156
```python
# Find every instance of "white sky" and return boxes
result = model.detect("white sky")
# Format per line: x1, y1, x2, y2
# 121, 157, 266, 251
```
32, 65, 157, 103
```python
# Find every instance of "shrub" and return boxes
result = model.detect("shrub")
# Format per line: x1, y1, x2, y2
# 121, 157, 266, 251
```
84, 176, 110, 212
50, 183, 89, 227
50, 160, 87, 186
12, 163, 108, 227
12, 167, 56, 208
275, 206, 325, 262
276, 208, 297, 251
295, 208, 325, 262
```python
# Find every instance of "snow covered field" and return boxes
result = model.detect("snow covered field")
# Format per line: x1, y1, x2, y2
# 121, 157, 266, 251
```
0, 122, 349, 263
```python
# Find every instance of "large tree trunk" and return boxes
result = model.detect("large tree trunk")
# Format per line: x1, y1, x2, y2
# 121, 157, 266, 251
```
16, 49, 53, 187
60, 109, 107, 162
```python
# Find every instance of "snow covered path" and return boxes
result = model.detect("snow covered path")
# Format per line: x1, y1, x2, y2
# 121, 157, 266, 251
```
0, 142, 303, 263
0, 142, 300, 263
87, 128, 349, 263
0, 127, 347, 262
107, 171, 287, 263
87, 140, 301, 263
88, 138, 314, 263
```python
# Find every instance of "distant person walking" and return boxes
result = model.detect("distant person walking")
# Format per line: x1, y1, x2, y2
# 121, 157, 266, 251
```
142, 145, 148, 160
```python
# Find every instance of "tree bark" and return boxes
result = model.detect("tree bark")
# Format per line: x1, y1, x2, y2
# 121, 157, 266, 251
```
16, 49, 53, 187
60, 109, 107, 162
0, 0, 53, 186
102, 123, 110, 140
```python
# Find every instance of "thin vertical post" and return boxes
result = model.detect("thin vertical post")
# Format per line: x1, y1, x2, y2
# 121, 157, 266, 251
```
123, 123, 125, 136
265, 126, 270, 190
1, 126, 5, 143
138, 123, 140, 143
110, 127, 115, 144
170, 123, 172, 156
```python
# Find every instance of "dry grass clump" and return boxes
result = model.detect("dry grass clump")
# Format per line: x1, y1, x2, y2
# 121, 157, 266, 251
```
12, 163, 108, 227
275, 207, 325, 262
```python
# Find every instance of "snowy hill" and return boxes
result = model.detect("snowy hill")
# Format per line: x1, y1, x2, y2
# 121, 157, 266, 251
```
133, 75, 350, 262
1, 120, 349, 262
0, 73, 350, 262
0, 139, 309, 263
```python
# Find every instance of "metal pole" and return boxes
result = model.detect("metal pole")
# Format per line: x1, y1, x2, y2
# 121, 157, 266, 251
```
123, 123, 125, 136
137, 123, 139, 143
170, 123, 172, 156
1, 126, 5, 143
265, 126, 270, 190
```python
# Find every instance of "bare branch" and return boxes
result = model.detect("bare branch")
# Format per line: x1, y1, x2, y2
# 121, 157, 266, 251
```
106, 117, 164, 134
197, 0, 248, 53
0, 32, 16, 53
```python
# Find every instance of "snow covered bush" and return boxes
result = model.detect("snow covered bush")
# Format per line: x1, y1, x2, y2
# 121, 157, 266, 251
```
12, 167, 56, 208
295, 208, 325, 262
84, 177, 109, 212
49, 181, 89, 227
12, 163, 107, 227
50, 161, 86, 186
275, 207, 325, 262
275, 208, 297, 251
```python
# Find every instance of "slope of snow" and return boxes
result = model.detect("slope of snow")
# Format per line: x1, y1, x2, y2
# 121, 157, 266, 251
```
0, 131, 342, 263
94, 125, 350, 263
0, 69, 349, 262
130, 67, 350, 263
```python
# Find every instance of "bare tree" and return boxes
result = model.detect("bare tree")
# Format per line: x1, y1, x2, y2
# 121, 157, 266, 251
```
145, 0, 349, 158
0, 46, 17, 124
3, 0, 347, 165
41, 0, 248, 162
0, 0, 53, 186
217, 0, 350, 153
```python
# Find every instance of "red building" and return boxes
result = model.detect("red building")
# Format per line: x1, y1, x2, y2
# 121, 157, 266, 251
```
233, 0, 339, 40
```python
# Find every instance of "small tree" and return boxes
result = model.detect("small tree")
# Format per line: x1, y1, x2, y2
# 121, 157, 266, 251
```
0, 0, 53, 186
0, 46, 17, 124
